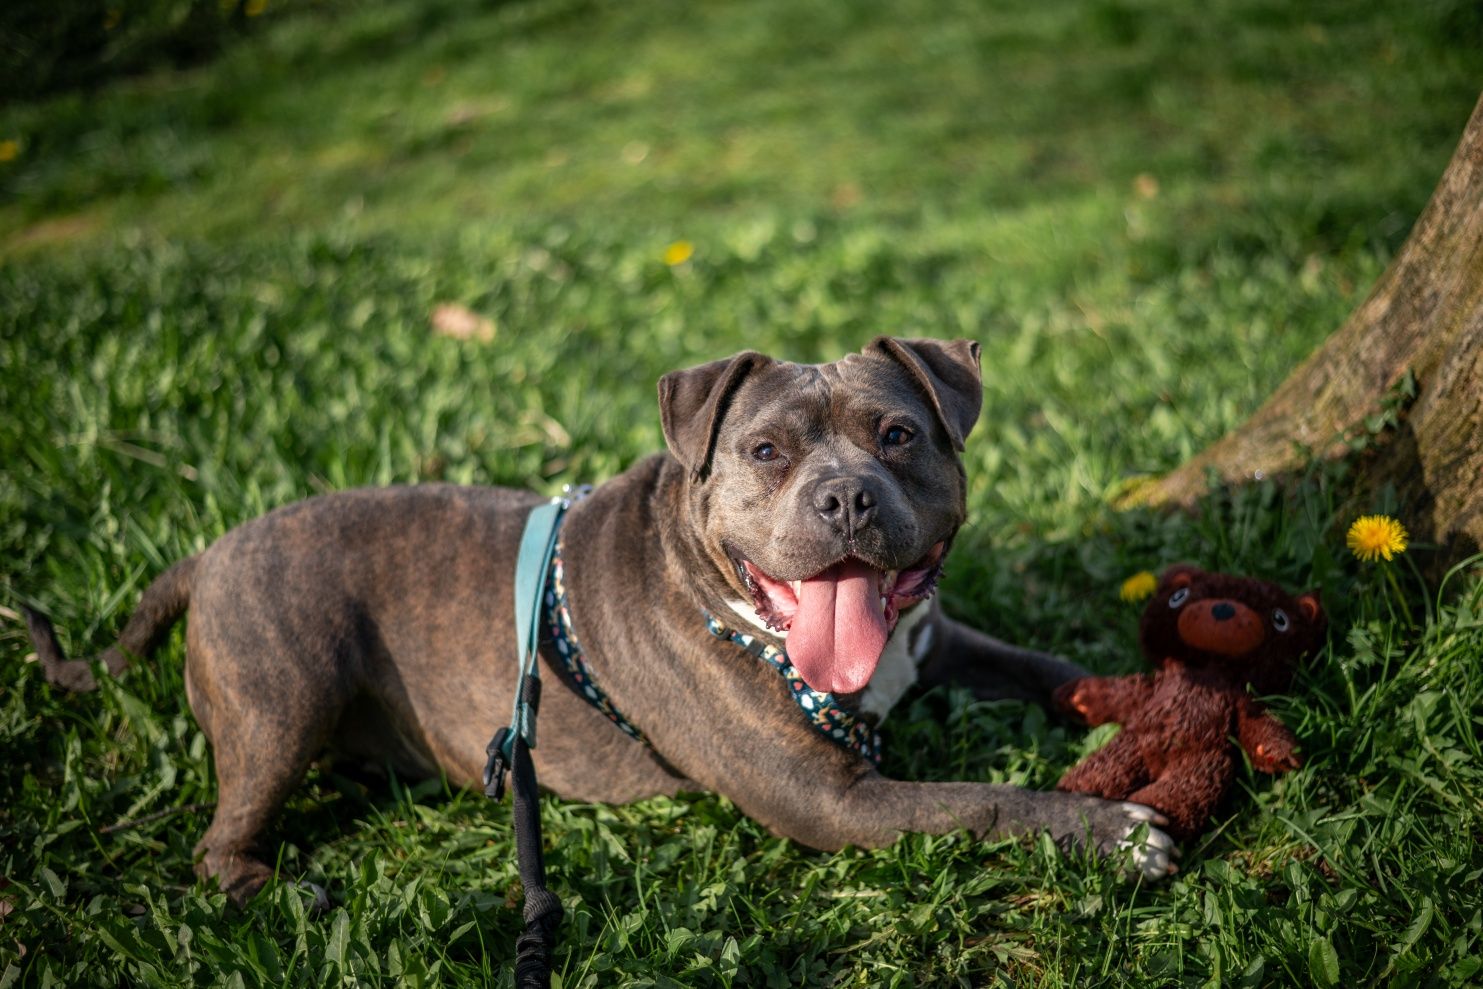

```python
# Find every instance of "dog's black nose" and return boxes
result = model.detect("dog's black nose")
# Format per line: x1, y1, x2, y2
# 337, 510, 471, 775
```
1211, 602, 1236, 621
814, 477, 878, 535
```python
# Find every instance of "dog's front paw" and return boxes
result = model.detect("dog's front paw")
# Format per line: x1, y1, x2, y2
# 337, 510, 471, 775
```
1052, 794, 1180, 880
1114, 803, 1180, 880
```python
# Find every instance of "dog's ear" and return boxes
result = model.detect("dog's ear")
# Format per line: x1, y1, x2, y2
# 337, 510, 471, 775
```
658, 351, 772, 480
870, 337, 983, 451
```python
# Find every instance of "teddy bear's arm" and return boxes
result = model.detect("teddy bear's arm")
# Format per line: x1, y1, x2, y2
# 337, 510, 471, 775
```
1053, 673, 1154, 726
1236, 696, 1301, 774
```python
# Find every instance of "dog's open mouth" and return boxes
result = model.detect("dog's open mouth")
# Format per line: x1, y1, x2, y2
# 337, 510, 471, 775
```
733, 542, 945, 695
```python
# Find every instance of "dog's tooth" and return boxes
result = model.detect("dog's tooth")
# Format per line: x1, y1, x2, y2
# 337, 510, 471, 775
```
791, 580, 801, 597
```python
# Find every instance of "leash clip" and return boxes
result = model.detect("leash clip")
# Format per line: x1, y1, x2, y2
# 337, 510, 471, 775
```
483, 726, 512, 801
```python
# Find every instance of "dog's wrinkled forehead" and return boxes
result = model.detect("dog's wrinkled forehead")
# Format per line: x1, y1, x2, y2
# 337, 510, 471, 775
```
722, 354, 923, 436
657, 337, 983, 481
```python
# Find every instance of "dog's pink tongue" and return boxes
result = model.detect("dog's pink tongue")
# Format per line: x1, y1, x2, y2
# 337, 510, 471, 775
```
786, 559, 888, 695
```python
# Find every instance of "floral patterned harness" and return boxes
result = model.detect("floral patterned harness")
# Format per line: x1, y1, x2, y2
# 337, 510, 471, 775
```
544, 540, 884, 766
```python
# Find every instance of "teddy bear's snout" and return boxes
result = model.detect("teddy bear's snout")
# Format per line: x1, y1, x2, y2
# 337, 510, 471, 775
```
1176, 599, 1265, 655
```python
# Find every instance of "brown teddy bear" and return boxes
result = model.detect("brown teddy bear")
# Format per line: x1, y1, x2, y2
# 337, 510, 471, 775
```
1053, 565, 1325, 841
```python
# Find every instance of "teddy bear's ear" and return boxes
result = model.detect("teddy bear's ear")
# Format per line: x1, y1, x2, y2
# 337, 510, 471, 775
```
1296, 591, 1323, 623
1159, 564, 1200, 589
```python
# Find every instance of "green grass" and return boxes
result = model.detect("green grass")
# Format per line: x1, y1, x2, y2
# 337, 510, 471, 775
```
3, 0, 1483, 984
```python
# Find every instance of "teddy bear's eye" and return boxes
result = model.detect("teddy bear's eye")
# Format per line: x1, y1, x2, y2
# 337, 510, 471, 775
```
1168, 587, 1191, 608
1272, 609, 1290, 632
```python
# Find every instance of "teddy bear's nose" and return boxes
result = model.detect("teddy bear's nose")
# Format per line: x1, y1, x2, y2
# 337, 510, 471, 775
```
1211, 602, 1237, 621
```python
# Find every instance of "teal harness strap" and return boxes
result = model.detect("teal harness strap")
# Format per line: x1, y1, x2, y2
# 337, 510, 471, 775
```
484, 490, 585, 793
481, 487, 588, 989
510, 499, 564, 750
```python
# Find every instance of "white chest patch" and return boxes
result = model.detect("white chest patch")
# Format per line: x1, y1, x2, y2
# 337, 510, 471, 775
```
720, 595, 931, 725
857, 603, 931, 723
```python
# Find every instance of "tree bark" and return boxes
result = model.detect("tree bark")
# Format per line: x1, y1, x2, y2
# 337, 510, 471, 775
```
1133, 92, 1483, 551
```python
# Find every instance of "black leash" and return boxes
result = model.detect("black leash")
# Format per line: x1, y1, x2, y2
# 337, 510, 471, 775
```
482, 491, 585, 989
511, 734, 563, 985
484, 682, 563, 988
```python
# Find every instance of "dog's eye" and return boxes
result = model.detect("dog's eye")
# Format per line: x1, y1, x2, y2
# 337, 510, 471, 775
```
881, 425, 913, 447
1272, 609, 1290, 632
1168, 587, 1191, 608
753, 443, 780, 463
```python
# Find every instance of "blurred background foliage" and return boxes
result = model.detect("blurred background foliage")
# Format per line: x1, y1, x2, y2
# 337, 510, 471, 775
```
3, 0, 273, 101
3, 0, 1482, 255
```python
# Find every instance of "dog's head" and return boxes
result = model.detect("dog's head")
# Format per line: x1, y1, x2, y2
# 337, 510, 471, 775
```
658, 336, 982, 694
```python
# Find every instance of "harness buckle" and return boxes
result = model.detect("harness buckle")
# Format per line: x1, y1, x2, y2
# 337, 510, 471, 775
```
559, 483, 593, 507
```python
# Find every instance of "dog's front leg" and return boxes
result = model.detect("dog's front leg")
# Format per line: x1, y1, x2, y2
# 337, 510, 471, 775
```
916, 605, 1087, 705
714, 753, 1177, 880
847, 775, 1176, 878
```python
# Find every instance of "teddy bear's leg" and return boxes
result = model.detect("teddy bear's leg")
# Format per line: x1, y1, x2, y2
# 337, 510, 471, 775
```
1057, 731, 1152, 801
1125, 752, 1235, 841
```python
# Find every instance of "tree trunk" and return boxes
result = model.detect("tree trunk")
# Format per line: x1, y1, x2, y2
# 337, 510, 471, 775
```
1133, 92, 1483, 552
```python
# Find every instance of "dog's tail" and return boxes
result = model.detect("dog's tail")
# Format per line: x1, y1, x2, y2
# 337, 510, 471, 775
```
24, 556, 198, 692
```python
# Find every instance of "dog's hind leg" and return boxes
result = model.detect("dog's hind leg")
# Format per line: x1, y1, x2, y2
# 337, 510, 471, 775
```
184, 612, 352, 905
194, 756, 328, 906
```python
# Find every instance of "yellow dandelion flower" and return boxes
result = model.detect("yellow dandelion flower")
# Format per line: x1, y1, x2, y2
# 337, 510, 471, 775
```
1119, 570, 1158, 603
0, 140, 19, 163
1347, 514, 1408, 562
663, 240, 695, 266
245, 0, 267, 16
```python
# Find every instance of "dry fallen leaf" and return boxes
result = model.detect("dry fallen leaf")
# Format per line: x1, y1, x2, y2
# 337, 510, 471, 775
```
431, 303, 495, 343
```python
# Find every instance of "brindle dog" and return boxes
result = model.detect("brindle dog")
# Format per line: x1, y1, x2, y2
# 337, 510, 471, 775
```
27, 336, 1175, 903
